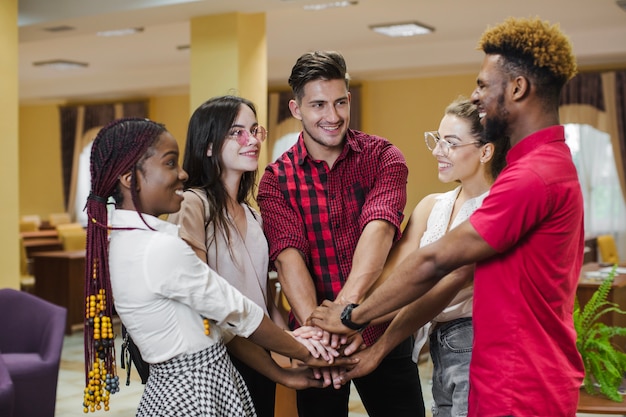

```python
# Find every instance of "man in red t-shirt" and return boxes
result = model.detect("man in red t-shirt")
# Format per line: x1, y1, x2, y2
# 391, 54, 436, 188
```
310, 17, 585, 417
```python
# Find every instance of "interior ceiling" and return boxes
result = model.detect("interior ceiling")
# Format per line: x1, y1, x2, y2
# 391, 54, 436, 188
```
18, 0, 626, 104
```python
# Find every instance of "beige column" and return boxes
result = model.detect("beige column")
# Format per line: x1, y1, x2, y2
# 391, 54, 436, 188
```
189, 13, 269, 170
0, 0, 19, 289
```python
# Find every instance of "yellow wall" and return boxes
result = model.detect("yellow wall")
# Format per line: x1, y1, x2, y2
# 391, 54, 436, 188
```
19, 104, 66, 218
17, 96, 190, 221
17, 72, 479, 223
25, 68, 626, 227
361, 72, 478, 221
1, 0, 19, 289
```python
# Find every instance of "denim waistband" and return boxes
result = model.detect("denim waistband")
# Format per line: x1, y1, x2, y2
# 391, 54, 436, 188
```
431, 317, 472, 335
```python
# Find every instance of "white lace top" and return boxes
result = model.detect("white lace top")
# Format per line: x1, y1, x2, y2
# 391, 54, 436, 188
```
412, 186, 489, 361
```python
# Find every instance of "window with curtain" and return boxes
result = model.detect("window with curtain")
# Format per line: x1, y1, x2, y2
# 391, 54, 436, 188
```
565, 123, 626, 260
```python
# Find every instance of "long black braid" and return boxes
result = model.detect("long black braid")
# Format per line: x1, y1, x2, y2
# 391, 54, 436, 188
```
82, 118, 165, 413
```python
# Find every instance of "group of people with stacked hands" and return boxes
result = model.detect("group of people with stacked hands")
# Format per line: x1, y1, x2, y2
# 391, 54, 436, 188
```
83, 15, 585, 417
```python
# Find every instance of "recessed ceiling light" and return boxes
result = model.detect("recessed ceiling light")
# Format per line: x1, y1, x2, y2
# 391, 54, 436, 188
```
370, 21, 434, 37
33, 60, 88, 70
96, 27, 144, 37
303, 1, 358, 11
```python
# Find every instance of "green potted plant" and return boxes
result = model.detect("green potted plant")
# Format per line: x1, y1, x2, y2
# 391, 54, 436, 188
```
574, 265, 626, 401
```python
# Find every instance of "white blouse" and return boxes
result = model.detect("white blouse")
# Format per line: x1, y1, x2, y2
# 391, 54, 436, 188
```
108, 209, 263, 364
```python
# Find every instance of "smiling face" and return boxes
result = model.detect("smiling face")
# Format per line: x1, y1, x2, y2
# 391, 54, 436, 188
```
432, 114, 485, 184
289, 78, 351, 158
133, 131, 188, 217
218, 103, 263, 179
472, 54, 511, 143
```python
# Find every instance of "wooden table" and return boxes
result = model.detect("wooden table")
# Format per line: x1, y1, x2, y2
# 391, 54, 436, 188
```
20, 229, 58, 240
22, 238, 63, 258
32, 250, 85, 334
577, 263, 626, 347
578, 387, 626, 414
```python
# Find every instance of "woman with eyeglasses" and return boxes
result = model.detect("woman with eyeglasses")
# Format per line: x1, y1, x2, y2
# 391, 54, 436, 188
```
370, 97, 509, 417
168, 96, 336, 417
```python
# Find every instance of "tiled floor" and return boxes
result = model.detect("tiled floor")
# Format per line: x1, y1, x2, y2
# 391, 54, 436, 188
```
55, 331, 610, 417
55, 330, 433, 417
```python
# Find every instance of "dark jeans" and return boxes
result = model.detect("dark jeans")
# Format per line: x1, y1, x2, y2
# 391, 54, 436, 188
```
297, 337, 425, 417
230, 353, 276, 417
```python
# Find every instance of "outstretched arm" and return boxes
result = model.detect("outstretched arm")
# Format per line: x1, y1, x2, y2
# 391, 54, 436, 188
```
310, 220, 496, 333
336, 219, 395, 305
336, 264, 474, 383
274, 248, 318, 327
361, 196, 436, 325
226, 336, 335, 390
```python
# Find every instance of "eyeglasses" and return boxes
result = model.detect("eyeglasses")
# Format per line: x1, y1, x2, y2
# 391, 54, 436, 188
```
424, 131, 481, 156
227, 125, 267, 146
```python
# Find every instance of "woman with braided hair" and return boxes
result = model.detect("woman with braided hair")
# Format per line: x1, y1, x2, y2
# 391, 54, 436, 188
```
83, 118, 352, 416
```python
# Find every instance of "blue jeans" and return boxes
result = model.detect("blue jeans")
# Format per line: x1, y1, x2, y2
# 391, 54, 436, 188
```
429, 317, 473, 417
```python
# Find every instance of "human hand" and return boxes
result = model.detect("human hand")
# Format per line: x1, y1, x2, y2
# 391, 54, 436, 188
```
308, 300, 355, 335
299, 350, 359, 373
331, 344, 382, 386
341, 332, 366, 356
289, 326, 339, 363
291, 325, 323, 340
291, 325, 350, 351
321, 329, 348, 349
278, 365, 337, 390
305, 366, 348, 389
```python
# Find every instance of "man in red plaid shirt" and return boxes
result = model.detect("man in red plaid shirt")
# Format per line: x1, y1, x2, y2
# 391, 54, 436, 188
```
257, 51, 424, 417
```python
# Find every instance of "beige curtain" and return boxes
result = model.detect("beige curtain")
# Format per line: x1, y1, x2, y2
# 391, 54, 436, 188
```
559, 71, 626, 205
559, 71, 626, 260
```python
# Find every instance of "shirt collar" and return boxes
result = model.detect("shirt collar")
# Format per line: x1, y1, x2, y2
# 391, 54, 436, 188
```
506, 125, 565, 165
293, 129, 362, 166
110, 209, 180, 237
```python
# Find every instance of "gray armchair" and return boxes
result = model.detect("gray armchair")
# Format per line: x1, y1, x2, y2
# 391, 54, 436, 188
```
0, 288, 67, 417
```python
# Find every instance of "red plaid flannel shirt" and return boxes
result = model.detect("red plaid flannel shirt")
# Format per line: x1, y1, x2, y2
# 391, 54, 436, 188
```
258, 129, 408, 345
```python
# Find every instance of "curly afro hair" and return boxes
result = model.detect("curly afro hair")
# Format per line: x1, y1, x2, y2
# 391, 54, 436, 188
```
478, 17, 577, 86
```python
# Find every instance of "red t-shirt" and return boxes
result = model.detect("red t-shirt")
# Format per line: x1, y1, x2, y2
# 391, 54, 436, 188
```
469, 126, 585, 416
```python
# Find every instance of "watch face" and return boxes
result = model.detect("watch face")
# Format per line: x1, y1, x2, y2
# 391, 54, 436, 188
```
341, 303, 360, 330
341, 305, 352, 320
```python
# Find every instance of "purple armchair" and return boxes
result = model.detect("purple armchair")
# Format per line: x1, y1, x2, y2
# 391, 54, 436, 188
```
0, 288, 67, 417
0, 354, 14, 417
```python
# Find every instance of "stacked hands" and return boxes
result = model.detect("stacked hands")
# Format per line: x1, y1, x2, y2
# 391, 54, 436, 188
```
285, 300, 375, 389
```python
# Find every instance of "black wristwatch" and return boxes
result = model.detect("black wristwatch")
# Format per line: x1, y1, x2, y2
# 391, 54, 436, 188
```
340, 303, 370, 331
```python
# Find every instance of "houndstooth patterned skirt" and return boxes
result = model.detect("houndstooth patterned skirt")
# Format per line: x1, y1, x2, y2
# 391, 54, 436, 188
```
136, 343, 256, 417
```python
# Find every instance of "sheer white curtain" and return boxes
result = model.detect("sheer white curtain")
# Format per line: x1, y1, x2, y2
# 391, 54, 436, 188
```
565, 124, 626, 260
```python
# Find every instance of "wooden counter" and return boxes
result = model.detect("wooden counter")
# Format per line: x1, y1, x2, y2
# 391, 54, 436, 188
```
578, 387, 626, 414
20, 230, 58, 240
32, 250, 85, 334
22, 238, 63, 258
